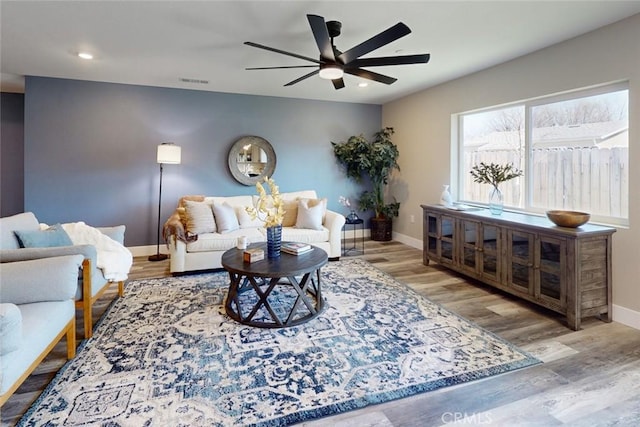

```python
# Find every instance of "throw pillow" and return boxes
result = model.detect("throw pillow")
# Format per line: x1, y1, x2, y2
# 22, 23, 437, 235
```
300, 198, 327, 220
295, 198, 327, 230
236, 206, 263, 229
212, 202, 240, 234
184, 200, 216, 234
14, 223, 74, 248
281, 198, 299, 227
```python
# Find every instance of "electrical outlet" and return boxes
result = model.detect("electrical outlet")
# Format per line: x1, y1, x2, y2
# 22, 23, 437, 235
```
410, 214, 415, 223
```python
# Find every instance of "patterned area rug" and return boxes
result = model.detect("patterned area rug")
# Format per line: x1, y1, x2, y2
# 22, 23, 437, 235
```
20, 259, 539, 426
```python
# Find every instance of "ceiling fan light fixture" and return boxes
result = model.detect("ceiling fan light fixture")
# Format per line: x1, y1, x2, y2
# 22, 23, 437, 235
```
319, 64, 344, 80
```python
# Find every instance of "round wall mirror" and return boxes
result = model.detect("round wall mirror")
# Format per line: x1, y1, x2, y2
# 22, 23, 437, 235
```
228, 135, 276, 186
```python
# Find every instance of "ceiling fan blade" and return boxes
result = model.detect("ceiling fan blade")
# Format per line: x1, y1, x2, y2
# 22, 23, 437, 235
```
349, 53, 430, 67
332, 78, 345, 90
344, 68, 397, 85
284, 70, 319, 86
338, 22, 411, 64
307, 14, 336, 61
246, 65, 318, 70
244, 41, 321, 64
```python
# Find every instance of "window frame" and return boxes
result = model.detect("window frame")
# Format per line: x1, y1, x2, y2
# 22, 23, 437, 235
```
455, 81, 629, 227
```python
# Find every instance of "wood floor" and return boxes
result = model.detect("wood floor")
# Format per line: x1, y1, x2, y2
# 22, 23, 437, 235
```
2, 240, 640, 426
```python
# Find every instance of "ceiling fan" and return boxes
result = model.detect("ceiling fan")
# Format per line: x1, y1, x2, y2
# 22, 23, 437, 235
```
244, 14, 430, 90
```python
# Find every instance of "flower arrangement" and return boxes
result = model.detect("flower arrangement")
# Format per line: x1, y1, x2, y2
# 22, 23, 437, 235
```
339, 195, 360, 221
245, 177, 285, 228
470, 162, 523, 189
338, 196, 351, 208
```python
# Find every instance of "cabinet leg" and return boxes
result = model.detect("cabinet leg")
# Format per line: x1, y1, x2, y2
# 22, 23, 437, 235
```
567, 313, 580, 331
600, 311, 613, 323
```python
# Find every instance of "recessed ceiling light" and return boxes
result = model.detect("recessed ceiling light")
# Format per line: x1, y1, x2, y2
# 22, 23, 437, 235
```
358, 82, 369, 88
78, 52, 93, 60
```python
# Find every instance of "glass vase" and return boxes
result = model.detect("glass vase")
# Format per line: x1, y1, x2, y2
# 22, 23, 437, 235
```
266, 224, 282, 258
489, 186, 504, 215
347, 209, 359, 222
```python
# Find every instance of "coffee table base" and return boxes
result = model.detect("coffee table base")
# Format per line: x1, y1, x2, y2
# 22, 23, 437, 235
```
225, 269, 325, 328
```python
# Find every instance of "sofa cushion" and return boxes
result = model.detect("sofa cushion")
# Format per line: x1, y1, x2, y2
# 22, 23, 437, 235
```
212, 202, 240, 234
0, 254, 84, 305
14, 224, 74, 248
0, 212, 39, 250
0, 300, 74, 396
184, 227, 329, 253
295, 198, 327, 230
282, 227, 330, 245
186, 228, 264, 253
0, 303, 21, 355
184, 200, 216, 234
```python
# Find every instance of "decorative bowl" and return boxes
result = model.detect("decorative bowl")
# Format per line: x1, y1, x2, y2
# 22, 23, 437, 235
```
546, 210, 590, 228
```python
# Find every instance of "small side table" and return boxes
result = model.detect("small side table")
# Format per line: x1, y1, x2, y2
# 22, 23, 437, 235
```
342, 218, 364, 256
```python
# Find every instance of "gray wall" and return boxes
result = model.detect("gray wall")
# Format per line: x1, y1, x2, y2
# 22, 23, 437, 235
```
1, 92, 25, 217
23, 77, 380, 246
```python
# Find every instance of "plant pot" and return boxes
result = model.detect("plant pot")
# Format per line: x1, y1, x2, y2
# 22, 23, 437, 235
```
370, 217, 392, 241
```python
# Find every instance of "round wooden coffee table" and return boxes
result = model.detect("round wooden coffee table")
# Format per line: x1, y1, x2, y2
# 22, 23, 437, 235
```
221, 243, 328, 328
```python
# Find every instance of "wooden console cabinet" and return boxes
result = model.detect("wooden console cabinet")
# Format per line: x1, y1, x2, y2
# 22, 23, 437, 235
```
421, 204, 616, 330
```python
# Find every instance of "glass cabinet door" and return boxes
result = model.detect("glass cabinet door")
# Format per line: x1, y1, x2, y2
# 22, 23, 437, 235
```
480, 224, 500, 283
460, 220, 479, 273
425, 212, 456, 265
439, 215, 456, 265
506, 230, 534, 295
426, 213, 439, 260
537, 235, 565, 307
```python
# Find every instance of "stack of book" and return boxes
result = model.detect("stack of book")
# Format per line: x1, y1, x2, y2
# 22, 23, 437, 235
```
281, 242, 312, 255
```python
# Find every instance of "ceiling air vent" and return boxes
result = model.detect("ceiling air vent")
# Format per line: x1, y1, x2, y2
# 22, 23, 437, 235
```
179, 78, 209, 85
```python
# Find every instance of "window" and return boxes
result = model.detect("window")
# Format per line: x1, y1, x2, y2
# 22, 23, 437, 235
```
458, 83, 629, 224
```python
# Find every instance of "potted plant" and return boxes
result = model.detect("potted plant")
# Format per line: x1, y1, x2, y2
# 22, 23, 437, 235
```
332, 127, 400, 241
470, 162, 522, 214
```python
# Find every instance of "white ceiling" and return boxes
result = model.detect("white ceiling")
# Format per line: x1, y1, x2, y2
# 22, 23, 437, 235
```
2, 1, 640, 105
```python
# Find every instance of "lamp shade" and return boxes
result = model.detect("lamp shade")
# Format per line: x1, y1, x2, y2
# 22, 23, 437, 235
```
157, 143, 181, 164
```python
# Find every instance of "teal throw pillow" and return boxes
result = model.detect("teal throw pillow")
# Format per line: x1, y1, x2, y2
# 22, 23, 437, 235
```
14, 224, 74, 248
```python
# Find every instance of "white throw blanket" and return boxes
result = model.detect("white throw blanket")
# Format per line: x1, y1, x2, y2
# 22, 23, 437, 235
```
42, 222, 133, 282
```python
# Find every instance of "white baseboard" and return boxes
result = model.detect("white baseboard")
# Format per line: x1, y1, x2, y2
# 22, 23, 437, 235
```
392, 232, 422, 250
128, 245, 168, 258
612, 305, 640, 330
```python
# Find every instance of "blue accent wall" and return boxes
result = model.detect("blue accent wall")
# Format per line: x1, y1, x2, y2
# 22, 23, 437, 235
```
24, 77, 380, 246
1, 92, 25, 217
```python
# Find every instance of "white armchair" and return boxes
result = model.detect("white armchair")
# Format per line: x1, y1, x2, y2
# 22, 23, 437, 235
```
0, 212, 128, 338
0, 254, 83, 405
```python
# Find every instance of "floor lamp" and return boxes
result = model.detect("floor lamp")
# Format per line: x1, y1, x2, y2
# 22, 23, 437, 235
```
149, 142, 181, 261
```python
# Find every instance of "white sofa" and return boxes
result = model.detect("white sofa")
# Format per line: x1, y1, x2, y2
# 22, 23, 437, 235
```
0, 254, 83, 406
164, 190, 346, 274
